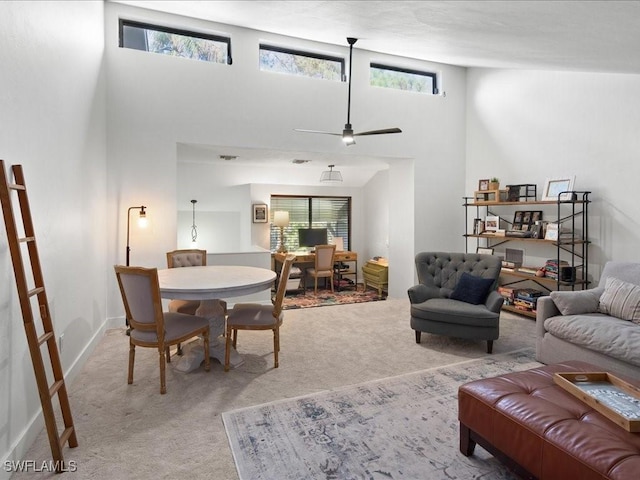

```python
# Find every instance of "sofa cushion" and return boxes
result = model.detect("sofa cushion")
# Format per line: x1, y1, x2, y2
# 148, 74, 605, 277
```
544, 313, 640, 367
550, 288, 604, 316
599, 277, 640, 323
449, 272, 494, 305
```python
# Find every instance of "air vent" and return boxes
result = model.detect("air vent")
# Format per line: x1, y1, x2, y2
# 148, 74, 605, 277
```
292, 159, 311, 164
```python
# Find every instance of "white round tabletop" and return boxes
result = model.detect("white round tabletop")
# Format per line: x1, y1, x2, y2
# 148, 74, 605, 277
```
157, 265, 276, 300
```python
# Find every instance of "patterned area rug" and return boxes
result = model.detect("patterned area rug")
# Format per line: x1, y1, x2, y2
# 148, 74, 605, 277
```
223, 349, 541, 480
282, 286, 386, 309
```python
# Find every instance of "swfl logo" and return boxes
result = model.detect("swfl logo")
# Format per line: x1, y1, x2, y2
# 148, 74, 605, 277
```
4, 460, 78, 472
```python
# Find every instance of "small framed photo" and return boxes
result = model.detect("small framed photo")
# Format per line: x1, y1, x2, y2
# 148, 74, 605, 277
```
542, 176, 575, 201
473, 218, 485, 235
485, 215, 500, 231
478, 179, 490, 191
252, 204, 268, 223
544, 222, 560, 241
477, 247, 494, 255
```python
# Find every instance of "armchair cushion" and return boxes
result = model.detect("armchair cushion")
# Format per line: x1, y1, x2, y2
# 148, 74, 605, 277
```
549, 287, 604, 316
450, 272, 495, 305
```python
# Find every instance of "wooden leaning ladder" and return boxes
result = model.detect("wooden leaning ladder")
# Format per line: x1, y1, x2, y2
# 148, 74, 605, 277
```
0, 160, 77, 471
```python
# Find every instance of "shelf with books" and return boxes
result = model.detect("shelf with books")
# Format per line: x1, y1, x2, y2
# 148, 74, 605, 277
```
463, 191, 592, 317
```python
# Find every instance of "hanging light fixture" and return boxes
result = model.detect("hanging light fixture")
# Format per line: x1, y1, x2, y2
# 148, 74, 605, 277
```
319, 164, 343, 183
190, 199, 198, 245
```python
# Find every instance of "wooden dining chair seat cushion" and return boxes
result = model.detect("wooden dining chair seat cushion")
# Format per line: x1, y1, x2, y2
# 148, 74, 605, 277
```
226, 304, 284, 328
129, 312, 210, 345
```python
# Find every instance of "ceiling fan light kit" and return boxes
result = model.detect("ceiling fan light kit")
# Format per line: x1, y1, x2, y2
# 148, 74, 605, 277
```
295, 37, 401, 145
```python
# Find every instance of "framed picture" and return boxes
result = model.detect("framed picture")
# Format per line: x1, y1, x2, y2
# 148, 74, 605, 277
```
478, 179, 490, 191
473, 218, 485, 235
485, 215, 500, 231
477, 247, 494, 255
542, 176, 575, 201
252, 204, 268, 223
544, 222, 560, 241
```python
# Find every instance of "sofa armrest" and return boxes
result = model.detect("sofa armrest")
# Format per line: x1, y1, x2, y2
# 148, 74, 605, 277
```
407, 284, 440, 304
536, 296, 560, 339
484, 290, 504, 313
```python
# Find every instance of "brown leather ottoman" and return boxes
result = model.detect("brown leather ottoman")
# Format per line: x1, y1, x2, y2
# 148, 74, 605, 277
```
458, 361, 640, 479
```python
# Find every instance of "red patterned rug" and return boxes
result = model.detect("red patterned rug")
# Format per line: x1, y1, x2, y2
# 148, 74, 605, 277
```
282, 286, 386, 309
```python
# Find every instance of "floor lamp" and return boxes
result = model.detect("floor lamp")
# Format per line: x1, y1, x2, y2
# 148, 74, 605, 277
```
126, 205, 147, 266
273, 210, 289, 253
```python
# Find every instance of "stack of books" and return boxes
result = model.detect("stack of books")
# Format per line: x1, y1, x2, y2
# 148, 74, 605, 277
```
544, 259, 570, 280
513, 288, 545, 312
498, 286, 517, 305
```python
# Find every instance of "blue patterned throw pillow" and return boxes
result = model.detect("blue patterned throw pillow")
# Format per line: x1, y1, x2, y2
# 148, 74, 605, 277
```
450, 272, 495, 305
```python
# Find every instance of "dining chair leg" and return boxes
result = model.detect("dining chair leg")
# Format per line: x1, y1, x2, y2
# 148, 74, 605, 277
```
314, 277, 318, 294
165, 346, 171, 363
224, 328, 232, 372
203, 330, 211, 372
159, 348, 167, 394
273, 327, 279, 368
128, 342, 135, 385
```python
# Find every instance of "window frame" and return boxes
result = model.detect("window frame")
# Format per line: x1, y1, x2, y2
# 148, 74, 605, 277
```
269, 195, 352, 252
370, 62, 438, 94
119, 19, 233, 65
259, 43, 346, 81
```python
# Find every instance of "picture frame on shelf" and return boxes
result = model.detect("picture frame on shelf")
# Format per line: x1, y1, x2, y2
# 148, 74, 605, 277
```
478, 179, 490, 191
477, 247, 494, 255
252, 203, 268, 223
485, 215, 500, 231
473, 218, 485, 235
544, 222, 560, 241
542, 176, 575, 201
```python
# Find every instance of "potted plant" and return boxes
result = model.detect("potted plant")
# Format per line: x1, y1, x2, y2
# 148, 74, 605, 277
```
489, 177, 500, 190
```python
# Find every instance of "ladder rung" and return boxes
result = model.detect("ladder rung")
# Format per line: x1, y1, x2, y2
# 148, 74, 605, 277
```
19, 236, 35, 243
38, 331, 54, 346
49, 380, 64, 398
58, 426, 75, 449
8, 183, 26, 191
28, 286, 45, 297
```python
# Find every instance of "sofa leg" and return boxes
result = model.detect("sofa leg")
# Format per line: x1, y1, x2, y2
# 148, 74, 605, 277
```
415, 330, 421, 343
487, 340, 493, 354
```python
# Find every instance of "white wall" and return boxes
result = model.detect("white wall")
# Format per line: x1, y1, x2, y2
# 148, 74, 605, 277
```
105, 2, 468, 312
466, 69, 640, 280
0, 1, 107, 476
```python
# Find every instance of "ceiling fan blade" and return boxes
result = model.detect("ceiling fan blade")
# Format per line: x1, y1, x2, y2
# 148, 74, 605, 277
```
294, 128, 342, 136
354, 128, 403, 136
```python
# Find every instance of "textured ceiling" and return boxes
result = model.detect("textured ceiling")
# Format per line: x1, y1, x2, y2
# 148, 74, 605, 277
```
113, 1, 640, 74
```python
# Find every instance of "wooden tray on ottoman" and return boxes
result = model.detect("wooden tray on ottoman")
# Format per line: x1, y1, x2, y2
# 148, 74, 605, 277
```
554, 372, 640, 432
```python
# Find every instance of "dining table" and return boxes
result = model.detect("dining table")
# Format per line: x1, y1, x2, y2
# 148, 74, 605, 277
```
157, 265, 276, 372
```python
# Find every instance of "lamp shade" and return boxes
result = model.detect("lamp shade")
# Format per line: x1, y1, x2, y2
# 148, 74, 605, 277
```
320, 164, 343, 183
273, 210, 289, 227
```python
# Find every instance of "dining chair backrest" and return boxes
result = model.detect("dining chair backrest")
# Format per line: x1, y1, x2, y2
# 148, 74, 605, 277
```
314, 244, 336, 272
114, 265, 164, 336
166, 249, 207, 268
273, 254, 296, 318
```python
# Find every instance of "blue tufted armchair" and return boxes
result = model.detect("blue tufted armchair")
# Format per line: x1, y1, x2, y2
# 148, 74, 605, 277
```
408, 252, 504, 353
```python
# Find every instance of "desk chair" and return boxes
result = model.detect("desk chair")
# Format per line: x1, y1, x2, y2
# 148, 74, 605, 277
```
224, 254, 296, 371
114, 265, 210, 394
166, 249, 226, 356
306, 244, 336, 294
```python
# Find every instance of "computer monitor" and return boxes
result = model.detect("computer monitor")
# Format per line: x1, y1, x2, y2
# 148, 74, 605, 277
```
298, 228, 328, 248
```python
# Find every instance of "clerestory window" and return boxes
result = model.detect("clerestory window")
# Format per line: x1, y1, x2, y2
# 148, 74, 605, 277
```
119, 20, 232, 65
370, 63, 438, 94
259, 44, 344, 81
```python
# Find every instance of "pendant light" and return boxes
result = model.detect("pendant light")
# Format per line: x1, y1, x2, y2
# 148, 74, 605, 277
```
320, 164, 343, 183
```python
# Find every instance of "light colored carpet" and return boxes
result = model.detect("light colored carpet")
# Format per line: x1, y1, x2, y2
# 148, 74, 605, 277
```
12, 298, 536, 479
223, 349, 541, 480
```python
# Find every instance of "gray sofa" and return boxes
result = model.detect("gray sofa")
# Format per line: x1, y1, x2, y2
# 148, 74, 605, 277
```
536, 261, 640, 380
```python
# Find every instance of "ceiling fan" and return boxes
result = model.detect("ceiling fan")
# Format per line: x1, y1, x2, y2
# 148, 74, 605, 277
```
295, 37, 402, 145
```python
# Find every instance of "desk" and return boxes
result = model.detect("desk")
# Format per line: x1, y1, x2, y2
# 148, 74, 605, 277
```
272, 251, 358, 291
158, 265, 276, 371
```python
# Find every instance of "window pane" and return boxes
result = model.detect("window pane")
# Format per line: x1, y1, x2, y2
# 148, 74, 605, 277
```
260, 45, 343, 81
370, 63, 437, 94
270, 196, 351, 252
120, 20, 230, 64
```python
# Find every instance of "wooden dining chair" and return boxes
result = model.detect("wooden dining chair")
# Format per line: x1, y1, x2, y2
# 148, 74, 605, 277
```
306, 244, 337, 294
166, 249, 207, 316
224, 254, 296, 371
114, 265, 210, 394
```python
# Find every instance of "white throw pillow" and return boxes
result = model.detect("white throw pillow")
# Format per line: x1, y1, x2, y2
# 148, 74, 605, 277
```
599, 277, 640, 324
550, 288, 603, 316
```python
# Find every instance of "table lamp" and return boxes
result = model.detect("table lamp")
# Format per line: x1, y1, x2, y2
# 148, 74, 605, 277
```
273, 210, 289, 253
